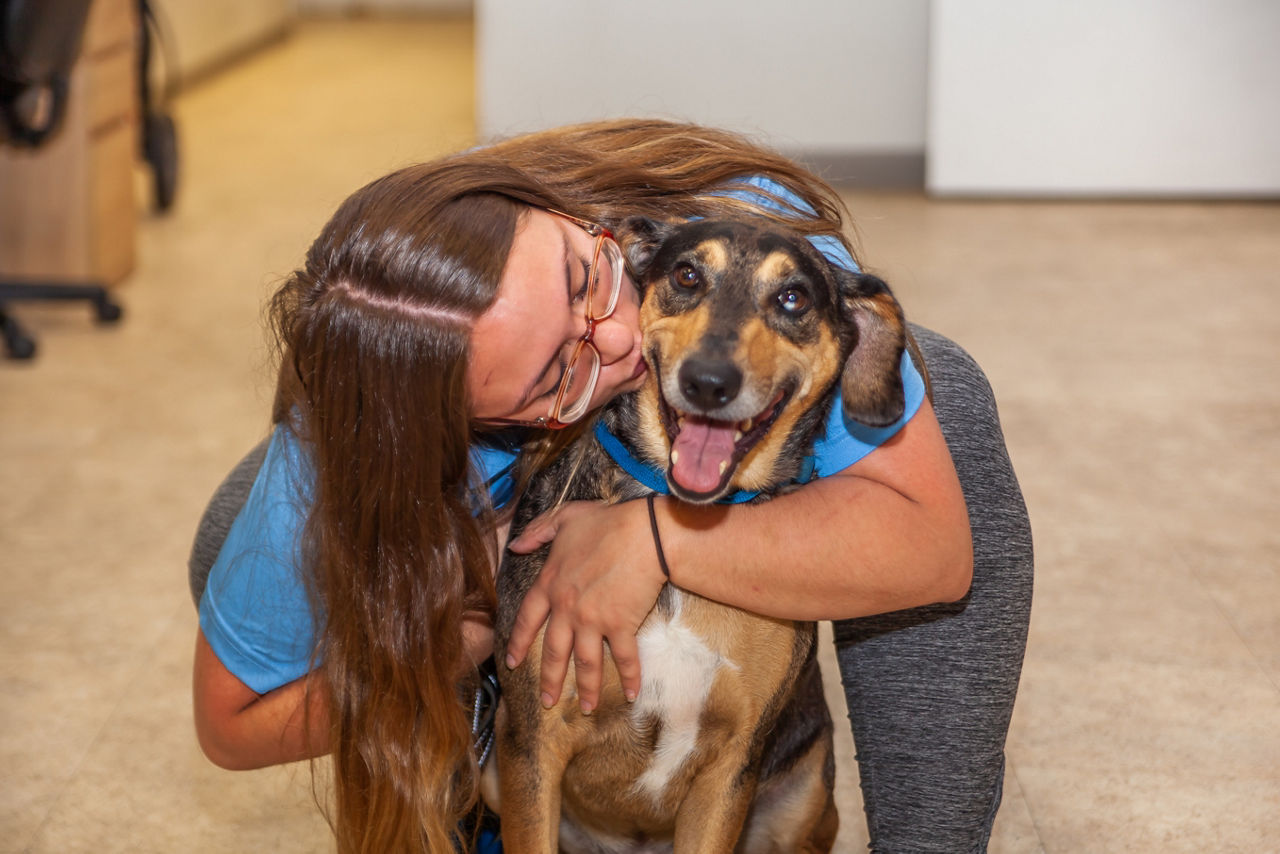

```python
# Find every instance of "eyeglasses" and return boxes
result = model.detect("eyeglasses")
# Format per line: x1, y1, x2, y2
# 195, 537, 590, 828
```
484, 209, 625, 429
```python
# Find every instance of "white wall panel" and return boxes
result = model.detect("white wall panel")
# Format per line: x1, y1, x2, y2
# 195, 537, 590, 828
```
928, 0, 1280, 196
476, 0, 929, 158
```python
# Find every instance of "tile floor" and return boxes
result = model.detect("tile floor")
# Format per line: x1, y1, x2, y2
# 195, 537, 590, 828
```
2, 16, 1277, 854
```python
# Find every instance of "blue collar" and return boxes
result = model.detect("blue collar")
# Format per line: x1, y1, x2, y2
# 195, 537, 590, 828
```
593, 420, 816, 504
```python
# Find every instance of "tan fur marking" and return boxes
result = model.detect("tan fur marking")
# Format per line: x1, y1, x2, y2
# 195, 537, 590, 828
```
676, 593, 806, 851
633, 383, 669, 467
686, 595, 797, 709
647, 304, 711, 360
734, 323, 843, 490
755, 250, 798, 286
693, 237, 730, 273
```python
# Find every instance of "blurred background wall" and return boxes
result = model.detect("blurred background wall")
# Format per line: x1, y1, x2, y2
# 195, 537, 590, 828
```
475, 0, 1280, 196
151, 0, 293, 82
155, 0, 466, 83
475, 0, 931, 188
927, 0, 1280, 196
148, 0, 1280, 195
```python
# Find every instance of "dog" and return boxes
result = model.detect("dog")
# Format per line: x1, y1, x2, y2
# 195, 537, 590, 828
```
491, 216, 908, 853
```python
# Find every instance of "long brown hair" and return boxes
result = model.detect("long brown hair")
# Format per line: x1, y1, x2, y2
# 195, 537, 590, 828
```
483, 117, 857, 253
267, 118, 856, 852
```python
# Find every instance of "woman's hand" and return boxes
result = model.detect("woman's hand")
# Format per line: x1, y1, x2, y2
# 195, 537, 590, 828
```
505, 499, 667, 714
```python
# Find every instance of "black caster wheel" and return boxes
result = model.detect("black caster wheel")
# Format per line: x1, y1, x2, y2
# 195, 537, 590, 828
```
143, 111, 179, 212
94, 295, 124, 323
8, 337, 37, 359
2, 318, 37, 360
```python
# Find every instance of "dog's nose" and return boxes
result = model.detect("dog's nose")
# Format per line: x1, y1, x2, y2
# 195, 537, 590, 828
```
678, 357, 742, 410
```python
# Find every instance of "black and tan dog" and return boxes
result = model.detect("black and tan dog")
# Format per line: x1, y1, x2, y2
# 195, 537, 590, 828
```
492, 216, 907, 853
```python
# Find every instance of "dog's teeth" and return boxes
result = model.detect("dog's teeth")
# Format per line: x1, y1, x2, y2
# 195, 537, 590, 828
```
718, 460, 728, 475
741, 417, 754, 432
734, 430, 744, 442
671, 449, 680, 465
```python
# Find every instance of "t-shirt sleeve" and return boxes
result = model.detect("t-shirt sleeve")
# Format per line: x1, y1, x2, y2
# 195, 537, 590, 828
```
198, 428, 523, 695
198, 427, 318, 695
810, 353, 926, 475
470, 441, 520, 510
714, 175, 926, 475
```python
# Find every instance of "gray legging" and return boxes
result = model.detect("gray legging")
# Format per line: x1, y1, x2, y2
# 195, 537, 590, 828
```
188, 324, 1032, 854
833, 325, 1033, 853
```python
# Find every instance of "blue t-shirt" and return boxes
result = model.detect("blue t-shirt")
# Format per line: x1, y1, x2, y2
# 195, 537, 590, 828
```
199, 429, 521, 695
199, 176, 924, 695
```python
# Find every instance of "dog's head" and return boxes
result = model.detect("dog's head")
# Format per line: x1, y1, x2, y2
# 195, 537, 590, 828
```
620, 217, 906, 504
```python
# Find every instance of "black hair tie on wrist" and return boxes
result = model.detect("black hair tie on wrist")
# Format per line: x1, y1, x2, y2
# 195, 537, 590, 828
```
646, 493, 672, 580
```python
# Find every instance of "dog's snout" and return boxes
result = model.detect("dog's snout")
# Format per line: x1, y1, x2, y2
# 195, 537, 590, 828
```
678, 357, 742, 411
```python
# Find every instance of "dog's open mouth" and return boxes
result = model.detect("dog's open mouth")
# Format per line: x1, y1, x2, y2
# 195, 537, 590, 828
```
660, 387, 791, 501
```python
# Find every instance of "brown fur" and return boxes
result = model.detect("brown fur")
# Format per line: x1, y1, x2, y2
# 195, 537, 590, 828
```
492, 218, 906, 852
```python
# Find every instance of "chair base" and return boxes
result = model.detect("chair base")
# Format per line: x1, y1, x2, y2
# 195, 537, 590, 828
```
0, 281, 124, 359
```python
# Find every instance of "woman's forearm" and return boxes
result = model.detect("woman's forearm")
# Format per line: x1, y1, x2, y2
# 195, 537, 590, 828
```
193, 631, 330, 770
654, 470, 972, 619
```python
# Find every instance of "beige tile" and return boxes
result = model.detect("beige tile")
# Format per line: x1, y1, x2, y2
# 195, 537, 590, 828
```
1178, 539, 1280, 687
1009, 657, 1280, 852
988, 761, 1045, 854
0, 561, 192, 851
19, 610, 332, 854
1014, 764, 1280, 854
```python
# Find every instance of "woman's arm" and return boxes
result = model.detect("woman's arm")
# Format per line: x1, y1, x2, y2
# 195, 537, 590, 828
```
505, 398, 973, 712
193, 610, 497, 770
192, 629, 329, 770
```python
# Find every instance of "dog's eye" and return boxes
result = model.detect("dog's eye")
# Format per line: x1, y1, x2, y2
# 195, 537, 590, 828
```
672, 264, 701, 289
778, 287, 810, 314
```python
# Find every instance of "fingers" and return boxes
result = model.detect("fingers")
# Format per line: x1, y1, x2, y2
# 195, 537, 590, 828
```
542, 631, 636, 714
507, 508, 562, 554
569, 632, 604, 715
504, 586, 550, 670
609, 634, 643, 705
507, 526, 555, 554
512, 602, 641, 714
503, 499, 657, 714
537, 611, 574, 709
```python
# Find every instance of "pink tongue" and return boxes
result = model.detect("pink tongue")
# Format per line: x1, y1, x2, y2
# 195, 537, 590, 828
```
671, 418, 737, 494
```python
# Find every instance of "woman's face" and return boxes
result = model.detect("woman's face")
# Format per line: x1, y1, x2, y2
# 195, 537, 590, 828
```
468, 208, 647, 425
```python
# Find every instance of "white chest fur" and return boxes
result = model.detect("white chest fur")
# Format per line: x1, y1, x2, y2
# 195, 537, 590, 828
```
628, 590, 738, 803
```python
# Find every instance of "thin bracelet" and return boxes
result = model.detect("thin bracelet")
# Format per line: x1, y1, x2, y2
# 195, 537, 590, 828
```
646, 493, 672, 579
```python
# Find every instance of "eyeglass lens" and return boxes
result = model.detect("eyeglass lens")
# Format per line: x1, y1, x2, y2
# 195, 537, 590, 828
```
548, 235, 625, 424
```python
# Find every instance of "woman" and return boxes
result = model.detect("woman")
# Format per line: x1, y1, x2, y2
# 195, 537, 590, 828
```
191, 119, 1031, 853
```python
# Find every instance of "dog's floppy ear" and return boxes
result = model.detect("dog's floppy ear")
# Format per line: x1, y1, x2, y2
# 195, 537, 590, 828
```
834, 268, 908, 428
618, 216, 678, 283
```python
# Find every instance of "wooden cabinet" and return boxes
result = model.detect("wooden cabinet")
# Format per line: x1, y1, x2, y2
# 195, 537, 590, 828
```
0, 0, 140, 286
